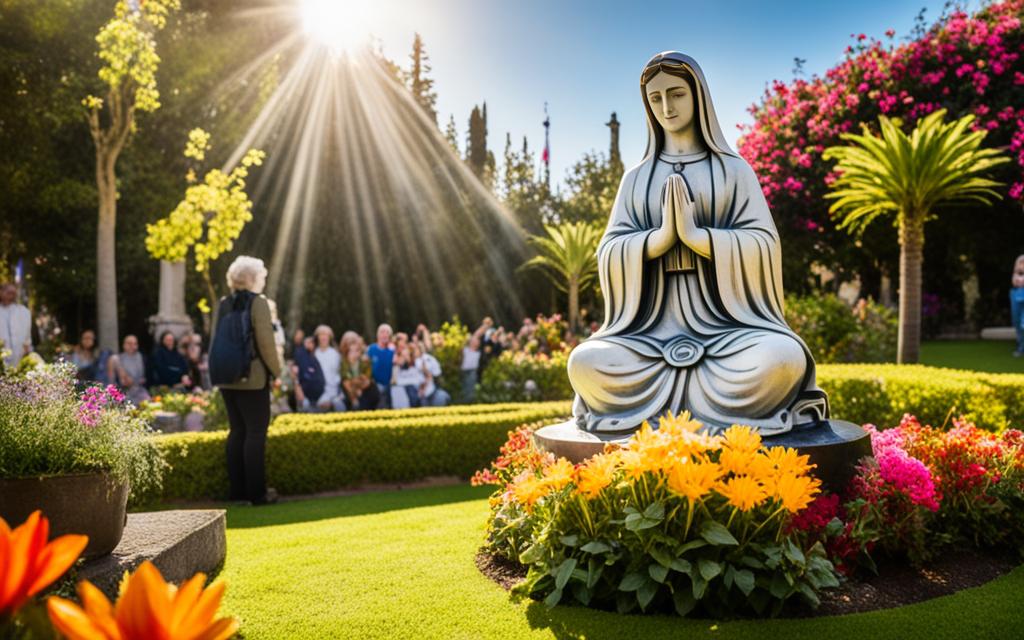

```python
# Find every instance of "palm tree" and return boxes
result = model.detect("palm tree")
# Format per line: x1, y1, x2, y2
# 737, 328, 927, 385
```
824, 109, 1008, 363
522, 221, 603, 331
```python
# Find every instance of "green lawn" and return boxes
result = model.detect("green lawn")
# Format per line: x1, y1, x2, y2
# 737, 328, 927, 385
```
920, 340, 1024, 373
220, 484, 1024, 639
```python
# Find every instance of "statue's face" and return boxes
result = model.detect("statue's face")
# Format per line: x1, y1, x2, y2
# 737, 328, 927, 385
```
645, 71, 695, 135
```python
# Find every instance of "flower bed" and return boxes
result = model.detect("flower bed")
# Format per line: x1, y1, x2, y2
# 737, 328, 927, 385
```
473, 412, 1024, 618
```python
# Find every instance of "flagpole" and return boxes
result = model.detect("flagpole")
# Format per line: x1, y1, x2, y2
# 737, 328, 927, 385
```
542, 102, 551, 190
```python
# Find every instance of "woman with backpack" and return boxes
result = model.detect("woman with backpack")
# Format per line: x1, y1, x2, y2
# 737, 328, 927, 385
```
209, 256, 282, 505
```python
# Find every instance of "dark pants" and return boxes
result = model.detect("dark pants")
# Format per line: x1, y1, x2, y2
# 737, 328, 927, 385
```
222, 387, 271, 503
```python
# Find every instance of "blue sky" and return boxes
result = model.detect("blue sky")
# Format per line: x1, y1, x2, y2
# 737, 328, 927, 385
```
338, 0, 962, 189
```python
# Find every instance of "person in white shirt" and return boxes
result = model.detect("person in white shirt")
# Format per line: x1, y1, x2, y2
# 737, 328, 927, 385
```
459, 318, 490, 402
414, 341, 451, 407
0, 283, 32, 368
391, 344, 426, 409
312, 324, 343, 411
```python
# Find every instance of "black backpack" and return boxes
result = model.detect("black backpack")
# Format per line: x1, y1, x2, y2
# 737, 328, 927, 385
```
209, 291, 256, 385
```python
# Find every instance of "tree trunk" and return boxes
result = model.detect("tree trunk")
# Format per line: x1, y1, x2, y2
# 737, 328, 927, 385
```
568, 278, 579, 334
897, 216, 925, 364
95, 150, 119, 352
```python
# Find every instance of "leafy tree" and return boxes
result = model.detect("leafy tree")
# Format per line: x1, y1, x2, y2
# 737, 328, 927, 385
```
406, 33, 437, 125
145, 129, 265, 329
443, 114, 460, 154
501, 134, 549, 234
521, 221, 602, 331
84, 0, 180, 350
466, 102, 495, 188
558, 151, 622, 225
824, 110, 1008, 363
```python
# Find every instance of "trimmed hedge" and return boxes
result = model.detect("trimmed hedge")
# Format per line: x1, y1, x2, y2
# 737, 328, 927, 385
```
149, 365, 1024, 504
152, 402, 571, 502
819, 364, 1024, 430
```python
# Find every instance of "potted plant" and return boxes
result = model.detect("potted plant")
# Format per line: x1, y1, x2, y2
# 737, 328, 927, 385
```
0, 361, 165, 558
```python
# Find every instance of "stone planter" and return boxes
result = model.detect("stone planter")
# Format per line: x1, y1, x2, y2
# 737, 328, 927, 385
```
0, 472, 129, 559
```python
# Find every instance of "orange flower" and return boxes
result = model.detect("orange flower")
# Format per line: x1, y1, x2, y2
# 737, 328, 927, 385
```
717, 475, 768, 511
541, 458, 575, 492
1, 511, 88, 618
666, 460, 722, 501
772, 473, 822, 513
721, 425, 762, 454
47, 561, 238, 640
575, 454, 619, 498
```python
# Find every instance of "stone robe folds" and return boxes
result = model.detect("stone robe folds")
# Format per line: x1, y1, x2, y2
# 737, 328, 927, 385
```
568, 150, 823, 436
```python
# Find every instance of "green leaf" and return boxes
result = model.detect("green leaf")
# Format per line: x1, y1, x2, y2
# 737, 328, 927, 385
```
724, 564, 735, 589
625, 514, 660, 531
580, 541, 612, 555
519, 544, 542, 565
784, 539, 806, 565
555, 558, 577, 590
670, 558, 693, 575
677, 539, 708, 554
769, 572, 791, 599
649, 547, 675, 568
559, 534, 579, 547
692, 575, 708, 600
618, 571, 647, 592
734, 569, 756, 596
649, 563, 669, 584
797, 582, 820, 607
544, 587, 563, 608
698, 558, 722, 582
637, 579, 659, 610
572, 582, 592, 606
642, 501, 666, 521
699, 521, 739, 546
673, 588, 697, 616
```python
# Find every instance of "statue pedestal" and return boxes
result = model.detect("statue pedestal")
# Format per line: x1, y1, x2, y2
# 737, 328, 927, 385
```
534, 419, 871, 492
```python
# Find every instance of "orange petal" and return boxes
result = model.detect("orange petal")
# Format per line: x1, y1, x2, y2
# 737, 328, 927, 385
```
193, 615, 239, 640
79, 580, 115, 619
0, 512, 38, 612
116, 562, 172, 638
0, 516, 10, 535
27, 534, 89, 597
178, 579, 226, 633
169, 573, 206, 630
0, 530, 10, 613
47, 596, 113, 640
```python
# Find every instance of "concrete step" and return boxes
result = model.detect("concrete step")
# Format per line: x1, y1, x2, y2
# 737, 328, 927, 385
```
980, 327, 1016, 341
79, 509, 226, 598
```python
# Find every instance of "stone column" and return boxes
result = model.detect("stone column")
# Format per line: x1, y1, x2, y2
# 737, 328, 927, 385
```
149, 260, 194, 339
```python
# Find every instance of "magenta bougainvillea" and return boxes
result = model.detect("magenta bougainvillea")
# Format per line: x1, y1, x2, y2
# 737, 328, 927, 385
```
737, 1, 1024, 311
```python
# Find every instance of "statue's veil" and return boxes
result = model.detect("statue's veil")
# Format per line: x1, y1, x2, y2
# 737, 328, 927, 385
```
640, 51, 739, 162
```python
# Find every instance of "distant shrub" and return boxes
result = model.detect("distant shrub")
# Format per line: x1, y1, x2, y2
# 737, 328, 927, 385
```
478, 350, 572, 403
784, 294, 897, 363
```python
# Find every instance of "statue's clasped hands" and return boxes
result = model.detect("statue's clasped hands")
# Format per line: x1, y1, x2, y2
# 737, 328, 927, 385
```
647, 174, 711, 260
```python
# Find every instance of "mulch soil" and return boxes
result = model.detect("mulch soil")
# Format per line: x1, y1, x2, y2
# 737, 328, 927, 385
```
475, 546, 1019, 617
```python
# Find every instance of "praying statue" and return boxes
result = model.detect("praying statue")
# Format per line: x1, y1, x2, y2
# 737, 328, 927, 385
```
567, 51, 829, 437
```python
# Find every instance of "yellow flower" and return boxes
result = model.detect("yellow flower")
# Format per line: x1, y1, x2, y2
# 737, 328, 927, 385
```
658, 411, 703, 438
542, 458, 576, 492
575, 454, 619, 498
763, 446, 814, 477
717, 475, 768, 511
721, 425, 762, 453
47, 561, 238, 640
667, 460, 722, 501
719, 448, 758, 477
772, 473, 822, 513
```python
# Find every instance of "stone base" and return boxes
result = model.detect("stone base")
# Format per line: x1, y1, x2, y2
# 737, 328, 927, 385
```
980, 326, 1016, 341
79, 510, 226, 598
534, 419, 871, 491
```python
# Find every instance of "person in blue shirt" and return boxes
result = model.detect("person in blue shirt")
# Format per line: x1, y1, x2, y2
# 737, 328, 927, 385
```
292, 335, 325, 410
366, 323, 396, 408
1012, 255, 1024, 357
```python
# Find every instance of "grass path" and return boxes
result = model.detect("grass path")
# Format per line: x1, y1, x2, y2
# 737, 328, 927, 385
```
920, 340, 1023, 373
221, 484, 1023, 639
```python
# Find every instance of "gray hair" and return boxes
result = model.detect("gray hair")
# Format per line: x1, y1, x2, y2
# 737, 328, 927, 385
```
226, 256, 268, 292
